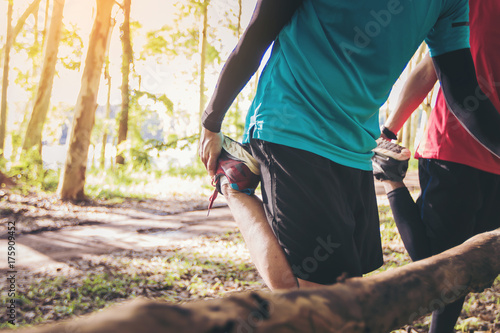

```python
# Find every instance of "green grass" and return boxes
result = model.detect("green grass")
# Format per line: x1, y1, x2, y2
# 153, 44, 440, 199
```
83, 160, 215, 201
4, 156, 210, 201
1, 201, 497, 332
165, 159, 207, 178
0, 232, 261, 329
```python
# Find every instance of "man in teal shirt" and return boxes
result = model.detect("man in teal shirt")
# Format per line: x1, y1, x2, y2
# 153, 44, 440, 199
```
242, 0, 470, 171
199, 0, 499, 306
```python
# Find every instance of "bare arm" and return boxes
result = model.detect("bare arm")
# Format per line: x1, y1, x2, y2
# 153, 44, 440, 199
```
199, 0, 303, 176
384, 54, 437, 137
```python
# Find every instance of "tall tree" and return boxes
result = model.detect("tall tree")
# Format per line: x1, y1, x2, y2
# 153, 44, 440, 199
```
197, 0, 209, 135
141, 0, 221, 142
57, 0, 115, 200
100, 18, 116, 169
401, 43, 427, 149
221, 0, 245, 138
41, 0, 50, 48
0, 0, 43, 156
0, 0, 13, 157
115, 0, 132, 165
22, 0, 66, 154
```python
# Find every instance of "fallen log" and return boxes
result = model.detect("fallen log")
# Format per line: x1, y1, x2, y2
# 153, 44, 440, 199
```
12, 228, 500, 333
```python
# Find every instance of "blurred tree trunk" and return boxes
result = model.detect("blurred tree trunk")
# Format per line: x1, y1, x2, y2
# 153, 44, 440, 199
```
100, 81, 112, 169
32, 2, 40, 72
0, 0, 43, 56
197, 0, 209, 136
57, 0, 115, 201
411, 109, 421, 148
0, 0, 43, 157
101, 19, 116, 169
402, 113, 412, 148
403, 43, 428, 149
225, 0, 243, 138
22, 0, 66, 154
0, 0, 13, 157
41, 0, 50, 48
115, 0, 132, 165
0, 169, 16, 187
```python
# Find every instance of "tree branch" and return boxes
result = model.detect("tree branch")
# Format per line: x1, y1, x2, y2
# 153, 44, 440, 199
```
114, 0, 124, 10
12, 0, 43, 42
0, 0, 42, 57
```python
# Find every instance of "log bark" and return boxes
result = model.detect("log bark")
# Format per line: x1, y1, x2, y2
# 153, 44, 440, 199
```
57, 0, 115, 200
12, 228, 500, 333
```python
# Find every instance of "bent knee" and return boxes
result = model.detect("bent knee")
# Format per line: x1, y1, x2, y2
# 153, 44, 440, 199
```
221, 183, 242, 197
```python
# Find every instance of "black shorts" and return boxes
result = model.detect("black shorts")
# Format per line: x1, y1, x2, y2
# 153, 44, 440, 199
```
417, 159, 500, 255
249, 139, 383, 285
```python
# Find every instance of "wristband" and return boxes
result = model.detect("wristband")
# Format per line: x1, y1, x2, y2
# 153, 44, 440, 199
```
381, 126, 398, 140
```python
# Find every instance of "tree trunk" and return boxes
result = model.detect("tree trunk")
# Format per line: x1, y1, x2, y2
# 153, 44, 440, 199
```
15, 228, 500, 333
0, 0, 44, 157
41, 0, 50, 49
197, 0, 209, 136
402, 112, 412, 149
223, 0, 243, 138
100, 95, 110, 169
22, 0, 65, 154
0, 0, 43, 56
101, 18, 116, 169
115, 0, 132, 165
410, 109, 420, 149
57, 0, 115, 201
0, 169, 16, 187
0, 0, 13, 157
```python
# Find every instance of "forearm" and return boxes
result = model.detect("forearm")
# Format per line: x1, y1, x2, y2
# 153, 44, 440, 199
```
202, 0, 303, 133
385, 54, 437, 134
201, 37, 266, 132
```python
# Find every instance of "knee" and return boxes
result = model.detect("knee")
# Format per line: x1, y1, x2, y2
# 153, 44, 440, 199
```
220, 183, 233, 197
221, 183, 248, 199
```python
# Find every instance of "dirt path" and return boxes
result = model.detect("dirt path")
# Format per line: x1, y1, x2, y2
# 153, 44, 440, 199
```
0, 172, 420, 274
0, 204, 240, 273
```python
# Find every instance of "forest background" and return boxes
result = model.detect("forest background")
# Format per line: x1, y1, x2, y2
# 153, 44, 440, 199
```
0, 0, 427, 199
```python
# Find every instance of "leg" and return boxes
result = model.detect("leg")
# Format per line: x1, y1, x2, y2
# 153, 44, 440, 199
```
428, 167, 500, 333
372, 139, 431, 260
417, 159, 482, 254
383, 180, 431, 261
222, 184, 298, 290
296, 278, 329, 288
429, 297, 466, 333
223, 184, 327, 289
417, 159, 483, 332
250, 139, 383, 285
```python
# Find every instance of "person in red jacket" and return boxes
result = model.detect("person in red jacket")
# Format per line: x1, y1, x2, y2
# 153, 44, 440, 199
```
374, 0, 500, 331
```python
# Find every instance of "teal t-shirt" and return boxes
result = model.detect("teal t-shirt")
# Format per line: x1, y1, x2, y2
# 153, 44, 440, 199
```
242, 0, 469, 170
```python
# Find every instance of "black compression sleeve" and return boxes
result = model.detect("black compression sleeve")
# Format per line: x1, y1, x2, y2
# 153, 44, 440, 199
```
432, 48, 500, 158
202, 0, 304, 133
387, 187, 431, 261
